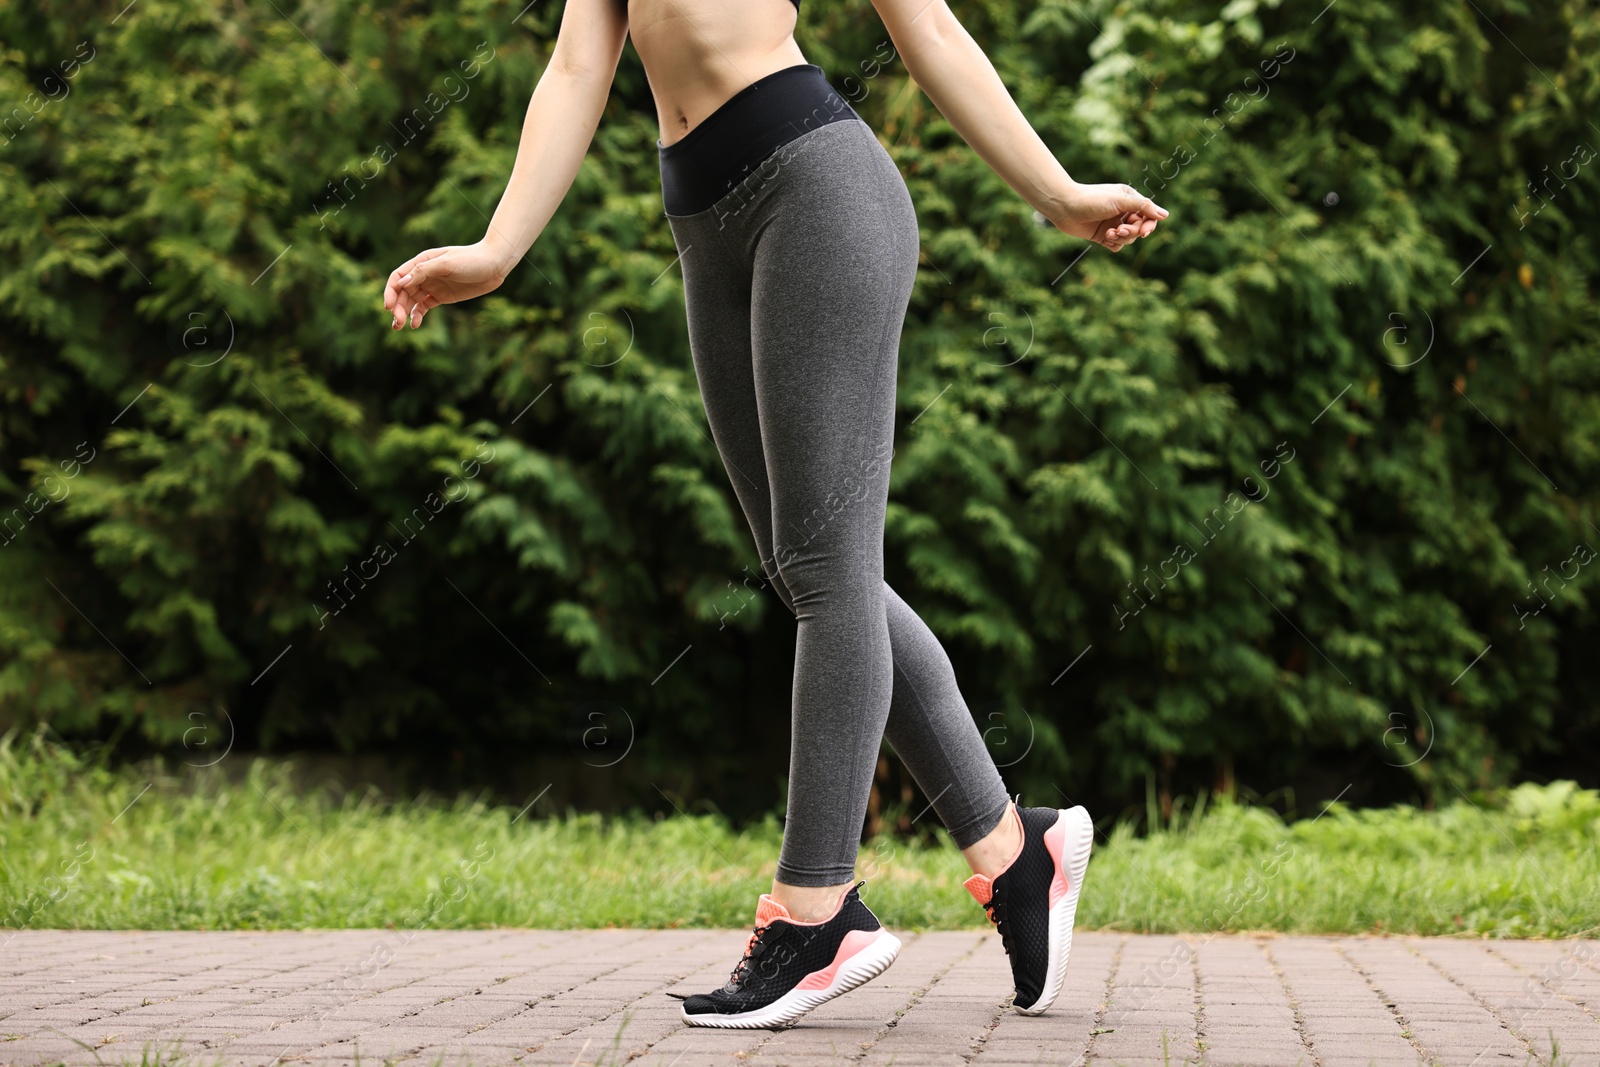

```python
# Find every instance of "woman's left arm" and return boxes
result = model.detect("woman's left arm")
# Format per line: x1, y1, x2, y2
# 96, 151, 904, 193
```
871, 0, 1167, 252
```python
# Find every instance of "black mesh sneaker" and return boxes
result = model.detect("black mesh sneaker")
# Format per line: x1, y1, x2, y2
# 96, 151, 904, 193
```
668, 880, 901, 1028
964, 803, 1093, 1015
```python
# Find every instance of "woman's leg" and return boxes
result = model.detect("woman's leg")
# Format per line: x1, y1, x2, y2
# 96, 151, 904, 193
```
882, 584, 1012, 851
738, 119, 910, 894
734, 120, 1013, 894
671, 118, 1013, 914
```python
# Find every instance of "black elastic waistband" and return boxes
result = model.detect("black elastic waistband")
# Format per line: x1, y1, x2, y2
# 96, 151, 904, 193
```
658, 63, 862, 217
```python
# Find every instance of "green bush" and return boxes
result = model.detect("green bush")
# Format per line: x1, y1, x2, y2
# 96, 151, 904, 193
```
0, 0, 1596, 818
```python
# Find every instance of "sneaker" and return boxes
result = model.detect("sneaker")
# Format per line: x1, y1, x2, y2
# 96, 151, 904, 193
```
963, 803, 1093, 1015
670, 880, 901, 1028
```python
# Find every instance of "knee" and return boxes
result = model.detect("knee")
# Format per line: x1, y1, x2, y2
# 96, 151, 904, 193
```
770, 541, 884, 617
755, 555, 799, 619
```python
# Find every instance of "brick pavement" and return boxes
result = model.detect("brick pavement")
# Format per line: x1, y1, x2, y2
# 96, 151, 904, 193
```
2, 930, 1597, 1066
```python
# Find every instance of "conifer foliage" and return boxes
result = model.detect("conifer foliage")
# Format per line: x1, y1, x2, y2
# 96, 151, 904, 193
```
0, 0, 1595, 813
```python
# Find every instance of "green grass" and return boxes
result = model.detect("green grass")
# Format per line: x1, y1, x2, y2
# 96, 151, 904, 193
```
3, 729, 1598, 937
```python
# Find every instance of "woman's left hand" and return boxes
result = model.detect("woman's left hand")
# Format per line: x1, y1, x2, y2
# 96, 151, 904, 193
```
1049, 182, 1170, 253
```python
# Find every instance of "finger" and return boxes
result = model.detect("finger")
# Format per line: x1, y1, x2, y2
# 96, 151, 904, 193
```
385, 260, 423, 312
384, 267, 407, 312
394, 261, 438, 328
413, 289, 444, 329
1112, 213, 1157, 243
1115, 184, 1170, 220
393, 283, 424, 330
391, 284, 413, 330
1121, 210, 1157, 234
384, 248, 446, 314
410, 293, 439, 329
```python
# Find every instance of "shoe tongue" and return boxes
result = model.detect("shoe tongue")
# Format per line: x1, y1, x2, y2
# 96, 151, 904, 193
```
963, 871, 994, 905
754, 893, 791, 925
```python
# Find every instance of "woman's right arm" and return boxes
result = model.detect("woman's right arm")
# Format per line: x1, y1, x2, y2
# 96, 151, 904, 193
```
385, 0, 629, 330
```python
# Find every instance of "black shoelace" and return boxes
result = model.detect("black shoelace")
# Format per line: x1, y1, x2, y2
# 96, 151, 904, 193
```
727, 922, 776, 989
662, 920, 792, 1001
982, 885, 1014, 957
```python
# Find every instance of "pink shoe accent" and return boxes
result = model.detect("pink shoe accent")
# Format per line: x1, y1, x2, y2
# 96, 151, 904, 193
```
795, 929, 885, 991
754, 894, 790, 926
1043, 812, 1069, 908
964, 871, 994, 905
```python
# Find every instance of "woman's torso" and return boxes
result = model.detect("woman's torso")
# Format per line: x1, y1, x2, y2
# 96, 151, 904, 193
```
626, 0, 808, 146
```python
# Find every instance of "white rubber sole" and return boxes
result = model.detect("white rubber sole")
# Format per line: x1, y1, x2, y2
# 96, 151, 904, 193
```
1015, 805, 1094, 1016
681, 929, 902, 1029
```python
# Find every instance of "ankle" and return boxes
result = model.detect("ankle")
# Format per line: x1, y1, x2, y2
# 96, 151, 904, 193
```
770, 879, 852, 922
961, 801, 1023, 879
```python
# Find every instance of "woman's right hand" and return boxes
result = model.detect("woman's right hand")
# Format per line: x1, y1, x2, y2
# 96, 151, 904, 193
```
384, 240, 511, 330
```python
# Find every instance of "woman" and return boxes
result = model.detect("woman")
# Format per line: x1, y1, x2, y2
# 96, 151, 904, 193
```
384, 0, 1164, 1030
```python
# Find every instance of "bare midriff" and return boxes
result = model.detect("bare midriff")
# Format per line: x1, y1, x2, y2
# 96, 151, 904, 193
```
627, 0, 809, 146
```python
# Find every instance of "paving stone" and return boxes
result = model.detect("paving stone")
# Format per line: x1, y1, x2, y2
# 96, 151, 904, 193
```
399, 1045, 530, 1067
1438, 939, 1600, 1056
2, 930, 1590, 1065
1339, 937, 1531, 1064
975, 957, 1109, 1063
1267, 938, 1428, 1066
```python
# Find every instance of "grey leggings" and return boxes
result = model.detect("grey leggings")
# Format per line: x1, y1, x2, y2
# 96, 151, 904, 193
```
666, 118, 1011, 887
